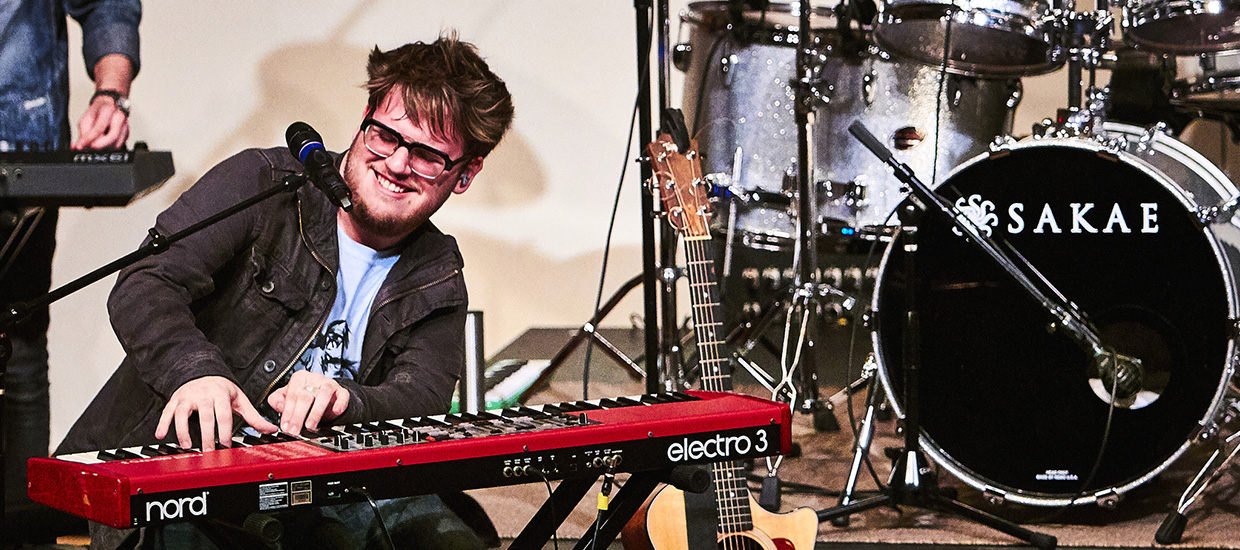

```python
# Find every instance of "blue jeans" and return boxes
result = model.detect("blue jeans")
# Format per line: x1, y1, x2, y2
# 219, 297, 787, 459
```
135, 495, 486, 550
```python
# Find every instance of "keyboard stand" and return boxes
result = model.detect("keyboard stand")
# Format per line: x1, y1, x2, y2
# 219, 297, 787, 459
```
509, 467, 696, 550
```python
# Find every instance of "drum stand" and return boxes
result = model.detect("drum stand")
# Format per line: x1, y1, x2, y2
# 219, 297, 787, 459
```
709, 1, 850, 438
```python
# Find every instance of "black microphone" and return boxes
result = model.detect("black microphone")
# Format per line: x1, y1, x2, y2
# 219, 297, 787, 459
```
286, 122, 353, 211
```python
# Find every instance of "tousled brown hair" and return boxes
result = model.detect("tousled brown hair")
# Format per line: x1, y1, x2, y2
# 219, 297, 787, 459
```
366, 33, 514, 159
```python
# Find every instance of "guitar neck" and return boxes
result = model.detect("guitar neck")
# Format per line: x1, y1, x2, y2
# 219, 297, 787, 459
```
684, 235, 731, 394
647, 130, 759, 535
683, 235, 757, 534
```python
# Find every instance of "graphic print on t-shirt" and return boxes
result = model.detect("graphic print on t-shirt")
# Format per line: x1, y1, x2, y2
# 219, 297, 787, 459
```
299, 319, 355, 379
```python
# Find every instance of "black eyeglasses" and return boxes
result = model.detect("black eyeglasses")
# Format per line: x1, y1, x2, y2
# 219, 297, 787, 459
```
360, 118, 468, 178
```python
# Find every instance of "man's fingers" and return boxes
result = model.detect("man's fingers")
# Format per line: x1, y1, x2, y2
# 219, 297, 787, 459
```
282, 386, 320, 435
73, 104, 128, 150
215, 398, 234, 448
304, 388, 333, 432
87, 112, 127, 149
199, 402, 217, 452
331, 388, 349, 418
74, 105, 110, 147
235, 393, 279, 434
174, 406, 192, 450
267, 388, 287, 412
155, 403, 175, 440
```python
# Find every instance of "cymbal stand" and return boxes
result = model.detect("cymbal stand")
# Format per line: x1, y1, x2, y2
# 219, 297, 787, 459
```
735, 0, 844, 420
738, 0, 853, 511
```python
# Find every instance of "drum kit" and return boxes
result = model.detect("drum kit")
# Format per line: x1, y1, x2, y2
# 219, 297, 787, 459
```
671, 0, 1240, 542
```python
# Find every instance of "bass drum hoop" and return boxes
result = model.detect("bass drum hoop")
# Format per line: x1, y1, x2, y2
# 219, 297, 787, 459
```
870, 123, 1239, 507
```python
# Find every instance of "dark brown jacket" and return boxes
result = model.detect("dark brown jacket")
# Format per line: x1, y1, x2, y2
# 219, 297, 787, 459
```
57, 146, 468, 455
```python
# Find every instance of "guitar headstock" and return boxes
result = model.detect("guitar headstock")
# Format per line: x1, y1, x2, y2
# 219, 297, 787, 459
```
647, 134, 709, 238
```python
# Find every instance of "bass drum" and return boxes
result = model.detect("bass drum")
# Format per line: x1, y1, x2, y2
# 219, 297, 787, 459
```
872, 123, 1239, 506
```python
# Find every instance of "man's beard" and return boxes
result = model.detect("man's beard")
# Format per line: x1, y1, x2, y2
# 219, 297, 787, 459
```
340, 142, 432, 245
347, 196, 425, 241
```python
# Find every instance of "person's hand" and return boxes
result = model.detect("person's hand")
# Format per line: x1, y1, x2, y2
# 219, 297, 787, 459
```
71, 93, 129, 150
155, 376, 279, 450
267, 371, 350, 436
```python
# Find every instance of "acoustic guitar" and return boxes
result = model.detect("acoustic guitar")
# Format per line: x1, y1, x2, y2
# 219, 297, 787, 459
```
622, 128, 818, 550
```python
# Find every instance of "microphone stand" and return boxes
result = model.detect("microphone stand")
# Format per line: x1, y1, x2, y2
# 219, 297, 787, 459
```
816, 122, 1059, 550
846, 121, 1120, 368
0, 172, 312, 530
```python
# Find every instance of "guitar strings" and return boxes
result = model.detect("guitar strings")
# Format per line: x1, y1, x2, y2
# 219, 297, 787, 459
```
684, 236, 758, 544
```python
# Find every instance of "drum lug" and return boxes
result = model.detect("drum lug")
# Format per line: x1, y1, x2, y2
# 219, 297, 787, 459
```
989, 135, 1019, 152
1006, 80, 1024, 110
1194, 412, 1222, 444
1095, 489, 1121, 509
982, 488, 1006, 506
1136, 122, 1171, 154
720, 53, 739, 87
672, 42, 692, 72
1221, 398, 1240, 427
945, 76, 964, 109
862, 60, 878, 107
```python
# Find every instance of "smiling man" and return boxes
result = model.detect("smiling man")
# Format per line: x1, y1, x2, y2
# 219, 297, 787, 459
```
55, 34, 513, 550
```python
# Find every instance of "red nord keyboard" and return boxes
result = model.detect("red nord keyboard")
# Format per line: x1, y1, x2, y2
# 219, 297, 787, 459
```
28, 391, 791, 528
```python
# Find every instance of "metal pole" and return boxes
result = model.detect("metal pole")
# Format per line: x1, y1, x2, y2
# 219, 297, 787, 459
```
655, 0, 683, 392
636, 0, 662, 394
794, 0, 821, 410
462, 310, 485, 414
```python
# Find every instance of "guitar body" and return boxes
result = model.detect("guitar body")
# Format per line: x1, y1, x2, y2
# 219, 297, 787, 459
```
622, 485, 818, 550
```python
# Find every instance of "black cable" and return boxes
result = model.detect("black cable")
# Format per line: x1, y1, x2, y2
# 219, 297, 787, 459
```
348, 486, 396, 550
592, 462, 618, 550
583, 7, 654, 401
1023, 371, 1122, 525
540, 474, 559, 550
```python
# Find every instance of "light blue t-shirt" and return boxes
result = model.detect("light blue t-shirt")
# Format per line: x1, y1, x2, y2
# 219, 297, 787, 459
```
295, 225, 400, 380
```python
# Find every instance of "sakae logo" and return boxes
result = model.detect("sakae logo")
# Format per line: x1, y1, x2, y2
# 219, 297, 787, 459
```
953, 193, 1159, 235
145, 490, 210, 522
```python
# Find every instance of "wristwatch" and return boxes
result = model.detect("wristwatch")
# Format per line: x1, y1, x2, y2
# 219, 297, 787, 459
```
91, 89, 130, 116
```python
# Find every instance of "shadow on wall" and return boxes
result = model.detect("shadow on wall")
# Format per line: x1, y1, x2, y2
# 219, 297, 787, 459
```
453, 231, 646, 353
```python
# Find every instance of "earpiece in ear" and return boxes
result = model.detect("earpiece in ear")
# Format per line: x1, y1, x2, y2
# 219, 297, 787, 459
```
461, 175, 470, 185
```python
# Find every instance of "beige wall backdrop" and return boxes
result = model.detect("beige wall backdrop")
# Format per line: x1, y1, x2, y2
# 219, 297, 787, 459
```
47, 1, 1140, 448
